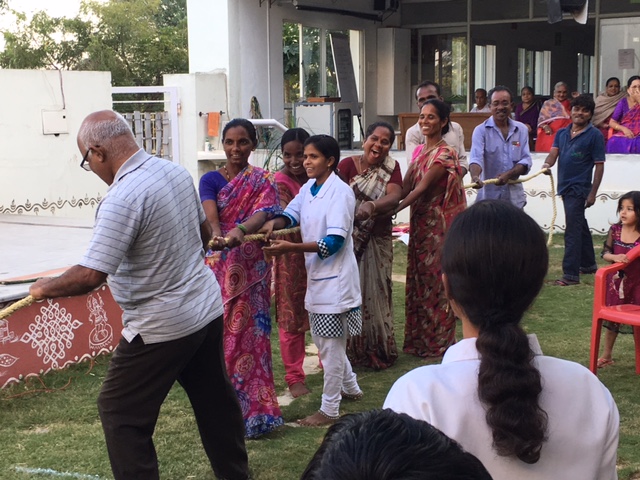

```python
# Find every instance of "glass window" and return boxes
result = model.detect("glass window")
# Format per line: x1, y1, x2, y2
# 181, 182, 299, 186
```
475, 45, 496, 92
518, 48, 551, 95
282, 22, 359, 125
421, 33, 468, 112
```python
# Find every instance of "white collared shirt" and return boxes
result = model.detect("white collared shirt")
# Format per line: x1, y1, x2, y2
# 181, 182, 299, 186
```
384, 335, 619, 480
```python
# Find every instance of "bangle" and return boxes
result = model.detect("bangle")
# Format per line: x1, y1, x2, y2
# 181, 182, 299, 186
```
367, 201, 376, 214
236, 223, 248, 234
542, 163, 550, 169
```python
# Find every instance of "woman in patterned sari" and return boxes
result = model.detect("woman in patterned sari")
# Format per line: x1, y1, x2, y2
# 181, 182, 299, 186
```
338, 121, 402, 370
199, 118, 284, 438
396, 99, 466, 358
607, 76, 640, 154
535, 82, 572, 152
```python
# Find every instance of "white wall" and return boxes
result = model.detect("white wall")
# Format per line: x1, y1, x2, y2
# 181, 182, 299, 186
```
164, 71, 229, 180
186, 0, 402, 130
0, 70, 113, 219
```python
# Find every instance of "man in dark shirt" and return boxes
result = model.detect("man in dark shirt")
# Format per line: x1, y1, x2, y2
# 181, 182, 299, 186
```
542, 94, 605, 286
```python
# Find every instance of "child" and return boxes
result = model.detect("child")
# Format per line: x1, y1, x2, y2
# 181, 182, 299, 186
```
598, 190, 640, 368
262, 134, 363, 426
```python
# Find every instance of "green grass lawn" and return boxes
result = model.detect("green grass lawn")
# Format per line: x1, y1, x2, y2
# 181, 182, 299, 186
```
1, 237, 639, 479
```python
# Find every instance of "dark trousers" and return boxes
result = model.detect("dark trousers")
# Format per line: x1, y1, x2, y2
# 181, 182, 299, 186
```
562, 193, 597, 282
97, 317, 249, 480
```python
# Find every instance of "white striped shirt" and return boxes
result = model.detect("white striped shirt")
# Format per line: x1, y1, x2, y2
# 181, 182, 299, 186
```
80, 149, 222, 343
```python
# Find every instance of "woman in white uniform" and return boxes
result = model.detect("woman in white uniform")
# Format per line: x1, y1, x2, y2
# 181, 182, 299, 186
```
263, 134, 363, 427
384, 200, 619, 480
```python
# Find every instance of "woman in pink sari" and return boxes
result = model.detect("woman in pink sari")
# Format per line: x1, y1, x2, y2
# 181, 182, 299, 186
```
535, 82, 572, 152
607, 75, 640, 154
273, 128, 311, 398
199, 118, 284, 438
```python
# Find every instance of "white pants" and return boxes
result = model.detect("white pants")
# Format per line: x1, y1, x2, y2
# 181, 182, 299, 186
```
311, 315, 361, 417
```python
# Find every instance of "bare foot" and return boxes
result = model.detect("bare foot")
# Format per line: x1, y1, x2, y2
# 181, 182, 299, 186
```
289, 382, 311, 398
297, 411, 338, 427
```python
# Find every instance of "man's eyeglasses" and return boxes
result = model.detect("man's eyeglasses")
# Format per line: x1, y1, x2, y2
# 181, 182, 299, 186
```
490, 101, 511, 108
80, 149, 92, 171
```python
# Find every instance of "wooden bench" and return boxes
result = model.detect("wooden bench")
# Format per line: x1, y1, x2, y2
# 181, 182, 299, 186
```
398, 112, 492, 151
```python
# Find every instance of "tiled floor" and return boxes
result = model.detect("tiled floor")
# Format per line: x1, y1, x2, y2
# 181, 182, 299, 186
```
0, 214, 94, 302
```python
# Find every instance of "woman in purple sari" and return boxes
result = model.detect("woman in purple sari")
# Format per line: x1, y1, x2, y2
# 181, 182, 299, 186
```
514, 86, 540, 150
199, 118, 284, 438
607, 76, 640, 154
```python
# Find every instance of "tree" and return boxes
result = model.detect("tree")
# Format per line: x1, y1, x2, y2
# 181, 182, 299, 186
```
0, 0, 188, 87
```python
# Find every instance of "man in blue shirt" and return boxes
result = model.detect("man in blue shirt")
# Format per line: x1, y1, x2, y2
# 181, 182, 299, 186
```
469, 86, 532, 208
542, 94, 605, 286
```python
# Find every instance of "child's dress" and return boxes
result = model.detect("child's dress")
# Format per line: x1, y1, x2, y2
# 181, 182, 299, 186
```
603, 223, 640, 332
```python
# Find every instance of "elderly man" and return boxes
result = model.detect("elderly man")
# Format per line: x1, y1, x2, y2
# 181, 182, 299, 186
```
470, 88, 491, 112
404, 80, 468, 175
29, 110, 249, 480
469, 86, 532, 208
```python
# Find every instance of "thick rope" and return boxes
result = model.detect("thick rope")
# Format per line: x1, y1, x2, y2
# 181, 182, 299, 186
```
464, 168, 556, 246
0, 295, 34, 320
207, 226, 301, 251
1, 172, 556, 320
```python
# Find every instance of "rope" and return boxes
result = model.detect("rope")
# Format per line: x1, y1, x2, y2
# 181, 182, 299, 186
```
0, 295, 34, 320
207, 226, 301, 251
465, 168, 557, 246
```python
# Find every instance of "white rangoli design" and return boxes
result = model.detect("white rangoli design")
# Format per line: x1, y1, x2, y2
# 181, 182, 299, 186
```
0, 319, 17, 344
87, 293, 113, 351
20, 300, 82, 369
0, 353, 18, 368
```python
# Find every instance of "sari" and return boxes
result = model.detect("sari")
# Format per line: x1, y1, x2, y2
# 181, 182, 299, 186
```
606, 98, 640, 154
593, 91, 626, 139
272, 171, 309, 387
535, 98, 571, 152
514, 100, 540, 149
404, 144, 466, 358
205, 165, 284, 438
341, 155, 399, 370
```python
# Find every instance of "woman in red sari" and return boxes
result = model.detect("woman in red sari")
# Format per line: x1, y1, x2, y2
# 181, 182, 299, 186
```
396, 99, 466, 358
199, 118, 284, 438
273, 128, 311, 398
535, 82, 572, 152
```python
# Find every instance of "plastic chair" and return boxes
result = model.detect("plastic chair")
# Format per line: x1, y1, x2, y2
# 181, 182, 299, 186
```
590, 244, 640, 375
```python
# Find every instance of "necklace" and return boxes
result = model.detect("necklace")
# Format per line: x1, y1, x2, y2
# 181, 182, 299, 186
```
423, 138, 445, 154
358, 154, 369, 174
221, 165, 231, 181
571, 127, 585, 136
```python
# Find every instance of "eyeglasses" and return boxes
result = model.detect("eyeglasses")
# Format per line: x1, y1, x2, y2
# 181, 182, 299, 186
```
490, 101, 511, 108
80, 149, 92, 171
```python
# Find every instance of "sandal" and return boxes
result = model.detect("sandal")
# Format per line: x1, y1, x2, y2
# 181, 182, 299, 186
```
555, 278, 580, 286
341, 390, 364, 401
597, 358, 615, 369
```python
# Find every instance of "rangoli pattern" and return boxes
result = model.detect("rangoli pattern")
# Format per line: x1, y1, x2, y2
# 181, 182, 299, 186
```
87, 293, 113, 351
20, 300, 82, 369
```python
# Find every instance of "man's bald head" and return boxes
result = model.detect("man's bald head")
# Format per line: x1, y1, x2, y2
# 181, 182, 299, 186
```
77, 110, 135, 149
77, 110, 140, 185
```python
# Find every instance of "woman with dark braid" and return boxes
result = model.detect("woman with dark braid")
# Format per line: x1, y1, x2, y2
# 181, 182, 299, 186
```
384, 200, 619, 480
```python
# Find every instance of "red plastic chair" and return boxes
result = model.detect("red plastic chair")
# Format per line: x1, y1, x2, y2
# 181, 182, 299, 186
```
590, 244, 640, 375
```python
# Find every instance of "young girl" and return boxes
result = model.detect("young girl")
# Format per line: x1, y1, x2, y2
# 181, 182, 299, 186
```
598, 190, 640, 368
262, 134, 363, 426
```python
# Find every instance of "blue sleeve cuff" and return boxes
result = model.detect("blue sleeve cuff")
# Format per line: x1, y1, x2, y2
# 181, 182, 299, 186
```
317, 235, 345, 259
280, 212, 298, 228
